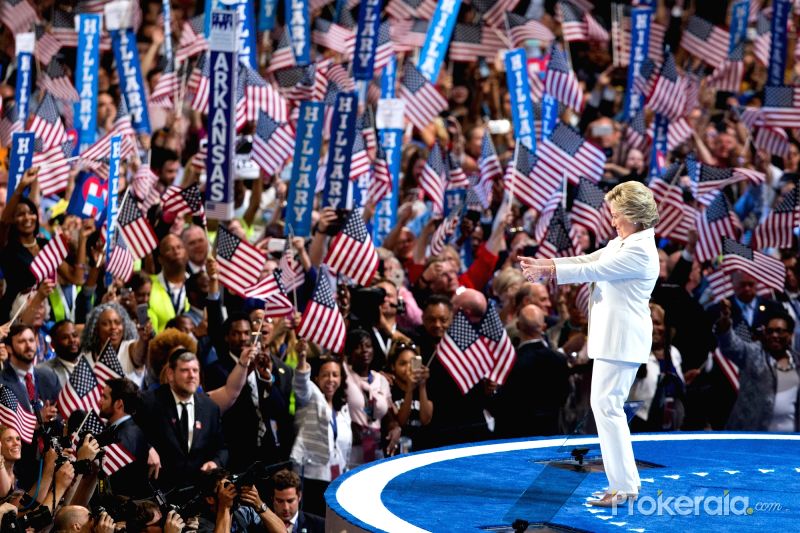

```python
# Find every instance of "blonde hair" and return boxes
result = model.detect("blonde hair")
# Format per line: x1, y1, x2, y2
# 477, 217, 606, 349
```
605, 181, 659, 229
492, 267, 525, 298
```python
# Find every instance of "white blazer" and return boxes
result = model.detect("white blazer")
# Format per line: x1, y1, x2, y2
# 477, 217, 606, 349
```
553, 227, 659, 364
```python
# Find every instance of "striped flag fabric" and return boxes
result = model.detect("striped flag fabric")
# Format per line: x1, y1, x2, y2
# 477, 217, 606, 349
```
420, 143, 447, 215
150, 61, 181, 107
446, 151, 468, 189
106, 237, 134, 283
131, 165, 160, 210
632, 57, 658, 98
94, 341, 123, 386
712, 347, 740, 392
753, 187, 800, 249
649, 166, 686, 235
720, 237, 786, 291
614, 15, 666, 65
399, 62, 448, 131
312, 19, 354, 55
448, 23, 506, 62
575, 282, 590, 318
680, 15, 729, 66
646, 116, 693, 152
358, 112, 377, 155
759, 85, 800, 128
37, 60, 79, 102
695, 191, 741, 263
325, 210, 379, 286
474, 0, 520, 28
557, 1, 609, 42
245, 271, 294, 317
116, 196, 158, 260
30, 93, 68, 151
297, 269, 346, 353
536, 123, 606, 185
216, 225, 266, 296
754, 127, 790, 158
0, 0, 39, 35
753, 12, 771, 67
0, 385, 36, 443
349, 128, 371, 181
706, 268, 734, 303
368, 144, 392, 204
478, 129, 502, 184
241, 64, 288, 123
251, 112, 295, 176
687, 156, 765, 205
391, 18, 428, 50
385, 0, 437, 21
372, 21, 395, 71
57, 356, 102, 418
102, 442, 135, 476
274, 63, 328, 103
544, 46, 584, 112
625, 109, 649, 151
80, 100, 137, 162
30, 234, 69, 283
536, 203, 580, 259
480, 302, 517, 386
188, 55, 211, 113
429, 213, 459, 257
436, 311, 493, 395
176, 15, 207, 61
0, 103, 21, 146
34, 24, 62, 66
707, 43, 744, 94
162, 184, 204, 221
504, 12, 554, 47
507, 143, 555, 211
570, 177, 613, 241
279, 238, 305, 293
266, 30, 297, 72
33, 144, 71, 196
646, 51, 687, 121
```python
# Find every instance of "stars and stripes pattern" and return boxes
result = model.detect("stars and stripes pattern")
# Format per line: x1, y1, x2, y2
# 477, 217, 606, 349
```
267, 30, 297, 72
37, 60, 79, 102
116, 196, 158, 260
57, 356, 102, 419
557, 1, 609, 42
695, 191, 741, 263
102, 442, 136, 476
30, 93, 68, 151
94, 341, 124, 387
506, 143, 550, 211
30, 233, 69, 283
646, 51, 687, 121
162, 184, 205, 221
252, 112, 295, 176
131, 165, 161, 210
368, 145, 392, 205
687, 156, 765, 205
176, 15, 207, 61
753, 12, 771, 67
429, 213, 460, 257
537, 123, 606, 185
106, 237, 134, 283
215, 225, 266, 297
0, 0, 39, 35
33, 144, 71, 196
385, 0, 437, 21
325, 210, 379, 286
759, 86, 800, 128
614, 16, 666, 66
0, 103, 22, 146
707, 43, 744, 94
476, 0, 520, 28
544, 45, 584, 112
680, 15, 730, 66
754, 127, 790, 158
80, 100, 137, 162
297, 269, 346, 353
312, 19, 354, 55
650, 167, 689, 238
478, 129, 503, 184
279, 237, 305, 293
420, 143, 447, 215
150, 61, 181, 107
536, 202, 580, 259
245, 271, 294, 317
447, 151, 468, 189
504, 12, 554, 47
437, 311, 494, 395
399, 62, 448, 131
480, 301, 517, 386
274, 63, 328, 103
34, 24, 62, 66
570, 178, 613, 241
0, 385, 36, 443
349, 127, 371, 182
448, 23, 506, 61
719, 237, 786, 291
241, 64, 288, 123
391, 18, 429, 50
753, 188, 800, 249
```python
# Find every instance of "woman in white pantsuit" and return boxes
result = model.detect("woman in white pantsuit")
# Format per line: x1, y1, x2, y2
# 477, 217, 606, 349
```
521, 181, 660, 508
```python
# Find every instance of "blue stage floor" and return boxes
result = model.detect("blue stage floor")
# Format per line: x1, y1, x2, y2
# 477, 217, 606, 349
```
327, 433, 800, 532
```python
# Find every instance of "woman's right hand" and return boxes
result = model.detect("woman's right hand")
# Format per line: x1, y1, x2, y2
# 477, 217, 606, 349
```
296, 339, 309, 371
20, 167, 39, 189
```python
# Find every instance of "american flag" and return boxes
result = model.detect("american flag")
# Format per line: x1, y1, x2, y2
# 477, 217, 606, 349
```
753, 12, 771, 66
420, 143, 447, 215
368, 144, 392, 204
447, 151, 468, 189
30, 93, 68, 151
37, 60, 79, 102
130, 165, 160, 210
478, 129, 503, 184
474, 0, 520, 28
80, 100, 136, 162
429, 212, 459, 257
102, 442, 136, 476
188, 55, 211, 113
57, 356, 102, 419
614, 15, 666, 66
754, 127, 790, 158
372, 21, 395, 71
448, 23, 506, 62
312, 18, 354, 55
695, 191, 741, 263
245, 271, 293, 317
34, 25, 62, 66
625, 109, 649, 151
51, 8, 79, 49
480, 301, 517, 385
252, 112, 295, 176
537, 123, 606, 185
680, 15, 730, 66
106, 236, 134, 283
0, 103, 21, 146
150, 61, 181, 108
646, 116, 693, 152
759, 86, 800, 128
325, 210, 379, 286
544, 45, 584, 112
349, 127, 371, 181
162, 184, 204, 221
385, 0, 437, 21
216, 225, 266, 296
279, 237, 305, 293
33, 144, 71, 196
0, 0, 39, 35
358, 112, 377, 154
507, 143, 553, 211
570, 177, 613, 241
94, 341, 123, 386
712, 346, 741, 392
436, 311, 493, 395
575, 282, 590, 318
646, 51, 687, 121
707, 43, 744, 94
391, 18, 428, 50
753, 187, 800, 249
0, 386, 36, 443
687, 156, 765, 205
534, 186, 565, 242
557, 1, 609, 42
267, 30, 296, 72
468, 173, 492, 210
399, 62, 447, 131
30, 233, 69, 283
241, 64, 288, 123
650, 166, 688, 238
274, 64, 328, 102
706, 268, 735, 303
536, 203, 580, 259
720, 237, 786, 291
504, 12, 555, 47
116, 196, 158, 260
296, 269, 346, 353
633, 57, 658, 98
176, 15, 207, 61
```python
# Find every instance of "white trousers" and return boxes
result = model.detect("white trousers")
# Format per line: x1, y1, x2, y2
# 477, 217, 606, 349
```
591, 358, 641, 494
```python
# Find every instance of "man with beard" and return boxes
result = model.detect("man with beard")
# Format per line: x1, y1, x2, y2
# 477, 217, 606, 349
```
41, 320, 81, 387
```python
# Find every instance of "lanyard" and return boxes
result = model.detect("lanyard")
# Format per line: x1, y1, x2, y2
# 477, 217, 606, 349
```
159, 272, 185, 314
330, 409, 338, 442
371, 327, 394, 357
56, 284, 76, 322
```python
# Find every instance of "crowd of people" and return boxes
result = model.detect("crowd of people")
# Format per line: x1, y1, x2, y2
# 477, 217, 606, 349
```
0, 0, 798, 531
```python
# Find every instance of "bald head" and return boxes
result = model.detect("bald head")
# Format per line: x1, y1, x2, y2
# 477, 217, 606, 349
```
517, 304, 545, 340
53, 505, 91, 532
452, 288, 487, 323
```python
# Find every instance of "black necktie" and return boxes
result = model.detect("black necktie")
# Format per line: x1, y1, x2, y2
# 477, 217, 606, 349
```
179, 402, 190, 452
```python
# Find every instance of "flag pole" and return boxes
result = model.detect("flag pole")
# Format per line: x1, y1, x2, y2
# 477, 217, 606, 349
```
508, 142, 519, 207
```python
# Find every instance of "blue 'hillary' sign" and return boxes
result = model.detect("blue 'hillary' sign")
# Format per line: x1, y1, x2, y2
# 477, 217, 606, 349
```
322, 92, 358, 209
623, 7, 651, 120
373, 128, 402, 246
729, 0, 749, 52
505, 49, 536, 151
111, 28, 151, 133
769, 0, 791, 86
287, 102, 324, 237
381, 55, 397, 98
286, 0, 311, 66
353, 0, 383, 80
14, 51, 32, 127
417, 0, 462, 82
232, 0, 257, 68
258, 0, 277, 31
105, 135, 122, 285
162, 0, 173, 63
76, 14, 101, 149
6, 132, 34, 204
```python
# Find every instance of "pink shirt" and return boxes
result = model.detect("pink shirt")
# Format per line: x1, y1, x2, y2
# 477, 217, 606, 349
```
344, 363, 391, 430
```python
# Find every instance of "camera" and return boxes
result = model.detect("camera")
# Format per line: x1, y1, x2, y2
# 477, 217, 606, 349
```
349, 286, 387, 329
1, 505, 53, 531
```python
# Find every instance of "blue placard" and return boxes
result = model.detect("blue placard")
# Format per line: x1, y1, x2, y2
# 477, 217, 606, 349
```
205, 10, 238, 221
6, 132, 34, 204
14, 52, 32, 127
505, 49, 537, 151
729, 0, 749, 52
322, 92, 358, 209
373, 128, 402, 246
231, 0, 257, 68
623, 7, 652, 120
381, 55, 397, 98
417, 0, 462, 82
76, 13, 101, 150
204, 0, 222, 36
105, 135, 122, 285
353, 0, 383, 80
541, 93, 558, 140
111, 28, 151, 133
67, 171, 108, 222
769, 0, 791, 86
286, 0, 311, 66
258, 0, 278, 31
444, 189, 465, 217
650, 114, 668, 178
162, 0, 173, 63
286, 101, 324, 237
350, 171, 372, 210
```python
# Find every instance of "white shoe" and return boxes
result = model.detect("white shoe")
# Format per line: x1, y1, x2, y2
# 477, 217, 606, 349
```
589, 491, 638, 508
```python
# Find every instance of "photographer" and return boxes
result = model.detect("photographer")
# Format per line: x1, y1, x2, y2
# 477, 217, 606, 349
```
52, 506, 116, 533
196, 468, 284, 533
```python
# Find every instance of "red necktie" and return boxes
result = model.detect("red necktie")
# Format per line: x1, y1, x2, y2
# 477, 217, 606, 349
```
24, 373, 35, 404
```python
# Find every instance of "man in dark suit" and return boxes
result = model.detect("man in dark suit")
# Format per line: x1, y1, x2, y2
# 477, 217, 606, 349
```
136, 349, 227, 491
1, 324, 61, 488
271, 469, 324, 533
493, 305, 570, 437
98, 377, 150, 498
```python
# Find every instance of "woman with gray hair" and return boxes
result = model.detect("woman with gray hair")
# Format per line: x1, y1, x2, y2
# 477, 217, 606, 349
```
81, 302, 152, 388
521, 181, 660, 507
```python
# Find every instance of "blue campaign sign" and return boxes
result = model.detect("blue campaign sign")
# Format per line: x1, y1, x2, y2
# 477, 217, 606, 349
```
6, 132, 34, 204
353, 0, 383, 80
381, 55, 397, 98
205, 10, 238, 221
729, 0, 749, 52
111, 28, 151, 133
105, 135, 122, 285
67, 172, 108, 222
444, 189, 465, 217
623, 7, 652, 120
76, 13, 101, 149
285, 0, 311, 66
417, 0, 462, 82
322, 92, 358, 209
505, 49, 536, 151
258, 0, 277, 31
769, 0, 791, 86
373, 128, 402, 246
649, 114, 668, 178
231, 0, 257, 68
162, 0, 173, 63
287, 101, 324, 237
541, 93, 558, 140
15, 52, 32, 126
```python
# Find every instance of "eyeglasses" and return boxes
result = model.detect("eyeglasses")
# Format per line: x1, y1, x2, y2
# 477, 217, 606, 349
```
393, 342, 419, 355
765, 328, 791, 335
